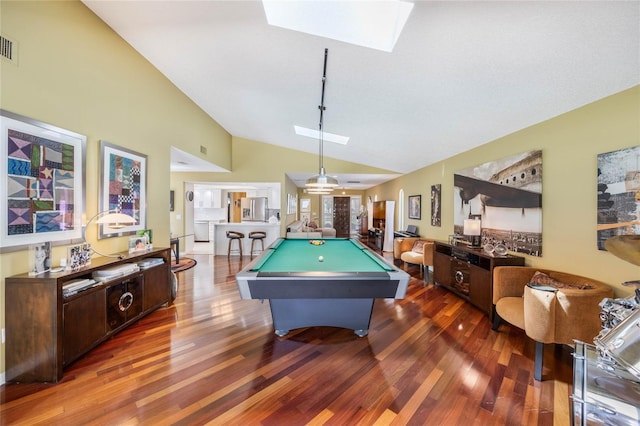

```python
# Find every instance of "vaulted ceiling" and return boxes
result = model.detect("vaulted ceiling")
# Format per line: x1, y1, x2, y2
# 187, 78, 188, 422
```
83, 1, 639, 189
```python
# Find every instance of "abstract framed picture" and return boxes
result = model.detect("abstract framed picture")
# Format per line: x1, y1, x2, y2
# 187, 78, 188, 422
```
99, 140, 146, 239
597, 145, 640, 250
453, 150, 543, 256
431, 184, 441, 227
408, 195, 421, 219
1, 110, 85, 249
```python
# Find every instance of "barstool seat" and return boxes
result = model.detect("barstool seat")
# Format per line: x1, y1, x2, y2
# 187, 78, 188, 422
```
249, 231, 267, 258
226, 231, 245, 257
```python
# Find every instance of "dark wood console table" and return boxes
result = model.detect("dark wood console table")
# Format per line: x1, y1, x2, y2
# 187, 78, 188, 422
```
5, 247, 172, 383
433, 241, 525, 319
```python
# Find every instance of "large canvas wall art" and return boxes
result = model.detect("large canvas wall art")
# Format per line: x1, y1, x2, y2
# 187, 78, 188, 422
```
99, 140, 146, 239
454, 150, 543, 256
597, 145, 640, 250
1, 110, 85, 249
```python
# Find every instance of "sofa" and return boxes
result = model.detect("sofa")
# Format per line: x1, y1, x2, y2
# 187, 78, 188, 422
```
286, 220, 336, 238
492, 266, 613, 380
393, 237, 436, 281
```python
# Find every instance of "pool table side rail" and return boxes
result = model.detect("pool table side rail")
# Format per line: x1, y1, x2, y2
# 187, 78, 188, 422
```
246, 278, 404, 299
235, 237, 410, 300
249, 238, 397, 273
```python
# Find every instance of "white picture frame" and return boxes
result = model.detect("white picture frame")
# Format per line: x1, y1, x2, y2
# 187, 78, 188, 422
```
99, 140, 147, 239
1, 110, 85, 249
28, 241, 51, 276
129, 234, 149, 253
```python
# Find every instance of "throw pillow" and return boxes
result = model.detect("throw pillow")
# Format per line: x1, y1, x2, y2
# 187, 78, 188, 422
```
528, 271, 594, 290
308, 221, 318, 229
411, 240, 424, 254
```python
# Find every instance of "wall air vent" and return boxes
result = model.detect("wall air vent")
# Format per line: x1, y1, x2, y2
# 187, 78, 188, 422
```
200, 145, 207, 154
0, 35, 18, 65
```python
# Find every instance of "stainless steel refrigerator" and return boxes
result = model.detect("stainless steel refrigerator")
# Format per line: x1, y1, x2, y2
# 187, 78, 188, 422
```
240, 197, 268, 222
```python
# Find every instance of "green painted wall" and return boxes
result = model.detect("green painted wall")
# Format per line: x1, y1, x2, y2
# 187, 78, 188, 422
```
0, 0, 231, 376
367, 86, 640, 297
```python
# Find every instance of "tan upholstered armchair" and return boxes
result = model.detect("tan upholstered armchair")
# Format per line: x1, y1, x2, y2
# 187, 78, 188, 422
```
393, 237, 435, 281
492, 266, 613, 380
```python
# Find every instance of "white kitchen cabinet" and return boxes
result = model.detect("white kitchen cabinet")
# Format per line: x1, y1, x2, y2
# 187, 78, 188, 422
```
211, 189, 222, 208
245, 189, 268, 198
194, 187, 222, 208
268, 187, 280, 210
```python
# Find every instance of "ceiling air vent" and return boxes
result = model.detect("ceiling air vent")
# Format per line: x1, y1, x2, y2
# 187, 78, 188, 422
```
347, 180, 361, 184
0, 35, 18, 65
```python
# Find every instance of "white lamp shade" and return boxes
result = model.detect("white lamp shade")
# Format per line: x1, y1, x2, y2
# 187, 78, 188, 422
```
305, 170, 339, 188
95, 212, 137, 229
464, 218, 482, 236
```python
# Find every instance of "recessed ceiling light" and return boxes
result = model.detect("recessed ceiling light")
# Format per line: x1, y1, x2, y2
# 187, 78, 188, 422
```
294, 125, 349, 145
263, 0, 414, 53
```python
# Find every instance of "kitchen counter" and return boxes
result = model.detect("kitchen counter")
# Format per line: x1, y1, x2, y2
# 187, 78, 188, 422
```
213, 222, 281, 256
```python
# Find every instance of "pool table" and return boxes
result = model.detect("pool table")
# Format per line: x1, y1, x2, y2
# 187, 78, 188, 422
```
235, 238, 410, 337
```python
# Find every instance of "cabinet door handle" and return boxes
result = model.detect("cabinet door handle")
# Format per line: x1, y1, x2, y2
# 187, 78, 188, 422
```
118, 291, 134, 311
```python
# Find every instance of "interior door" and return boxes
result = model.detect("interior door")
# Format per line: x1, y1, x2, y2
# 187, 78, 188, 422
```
231, 192, 246, 223
333, 197, 351, 238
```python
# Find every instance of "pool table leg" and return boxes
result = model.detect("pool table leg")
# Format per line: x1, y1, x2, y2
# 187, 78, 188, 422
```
269, 298, 374, 337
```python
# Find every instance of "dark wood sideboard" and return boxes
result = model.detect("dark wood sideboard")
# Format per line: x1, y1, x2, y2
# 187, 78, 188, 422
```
5, 247, 172, 383
433, 241, 525, 319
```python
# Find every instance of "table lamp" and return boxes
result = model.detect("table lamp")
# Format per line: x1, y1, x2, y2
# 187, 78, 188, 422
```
83, 209, 137, 259
464, 218, 482, 247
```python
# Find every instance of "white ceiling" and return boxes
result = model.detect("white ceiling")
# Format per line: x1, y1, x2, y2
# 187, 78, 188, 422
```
83, 0, 639, 190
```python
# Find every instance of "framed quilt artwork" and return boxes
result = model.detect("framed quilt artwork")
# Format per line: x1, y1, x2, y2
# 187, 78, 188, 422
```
99, 141, 146, 239
1, 110, 85, 249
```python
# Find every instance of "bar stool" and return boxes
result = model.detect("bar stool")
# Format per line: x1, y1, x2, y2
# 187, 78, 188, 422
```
249, 231, 267, 258
226, 231, 244, 257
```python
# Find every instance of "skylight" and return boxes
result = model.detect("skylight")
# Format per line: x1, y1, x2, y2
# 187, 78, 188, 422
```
262, 0, 414, 53
294, 125, 350, 145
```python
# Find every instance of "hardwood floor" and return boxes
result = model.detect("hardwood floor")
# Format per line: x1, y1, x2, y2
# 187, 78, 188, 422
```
1, 251, 574, 425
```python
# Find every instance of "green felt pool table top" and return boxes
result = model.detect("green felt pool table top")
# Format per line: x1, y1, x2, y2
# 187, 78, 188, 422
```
250, 238, 394, 273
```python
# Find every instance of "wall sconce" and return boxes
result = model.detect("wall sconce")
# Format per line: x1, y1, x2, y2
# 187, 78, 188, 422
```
464, 217, 482, 247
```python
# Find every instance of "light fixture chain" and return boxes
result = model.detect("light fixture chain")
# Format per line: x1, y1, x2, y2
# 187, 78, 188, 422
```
305, 47, 338, 191
318, 48, 328, 172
